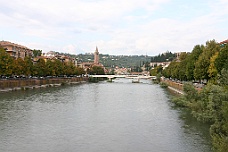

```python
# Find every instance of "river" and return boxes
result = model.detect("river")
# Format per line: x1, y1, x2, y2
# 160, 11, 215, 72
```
0, 78, 212, 152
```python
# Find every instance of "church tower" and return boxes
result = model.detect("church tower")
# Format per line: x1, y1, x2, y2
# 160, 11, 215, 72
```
94, 46, 99, 65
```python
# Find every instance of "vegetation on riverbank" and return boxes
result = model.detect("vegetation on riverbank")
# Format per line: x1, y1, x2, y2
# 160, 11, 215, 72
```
171, 70, 228, 151
155, 39, 228, 151
0, 47, 85, 77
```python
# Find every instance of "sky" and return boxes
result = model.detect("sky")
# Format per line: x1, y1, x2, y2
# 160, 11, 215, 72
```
0, 0, 228, 56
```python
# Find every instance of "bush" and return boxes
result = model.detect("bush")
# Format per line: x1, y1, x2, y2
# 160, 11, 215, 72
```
171, 96, 188, 107
159, 82, 168, 88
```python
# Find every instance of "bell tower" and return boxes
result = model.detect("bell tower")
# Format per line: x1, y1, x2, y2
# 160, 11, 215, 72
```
94, 46, 99, 65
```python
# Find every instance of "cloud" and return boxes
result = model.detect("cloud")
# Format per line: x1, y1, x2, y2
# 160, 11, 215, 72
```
62, 44, 77, 54
0, 0, 227, 55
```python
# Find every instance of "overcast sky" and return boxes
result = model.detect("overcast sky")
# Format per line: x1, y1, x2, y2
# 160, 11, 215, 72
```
0, 0, 227, 56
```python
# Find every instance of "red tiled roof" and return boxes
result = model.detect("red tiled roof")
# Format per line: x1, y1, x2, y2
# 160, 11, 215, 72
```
220, 39, 228, 44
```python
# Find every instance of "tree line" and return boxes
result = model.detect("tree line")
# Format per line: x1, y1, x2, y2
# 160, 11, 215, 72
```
151, 40, 228, 83
166, 39, 228, 82
150, 51, 176, 62
0, 47, 85, 77
155, 39, 228, 151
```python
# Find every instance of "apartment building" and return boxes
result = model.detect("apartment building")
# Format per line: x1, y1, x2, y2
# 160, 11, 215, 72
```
0, 40, 33, 59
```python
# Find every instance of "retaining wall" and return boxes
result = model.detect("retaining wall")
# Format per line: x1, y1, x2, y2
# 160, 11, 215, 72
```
0, 77, 88, 91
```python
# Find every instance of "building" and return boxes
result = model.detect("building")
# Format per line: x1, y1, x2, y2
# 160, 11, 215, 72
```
150, 62, 171, 69
78, 47, 105, 73
220, 39, 228, 46
34, 51, 77, 66
94, 46, 99, 65
42, 51, 56, 57
0, 40, 33, 59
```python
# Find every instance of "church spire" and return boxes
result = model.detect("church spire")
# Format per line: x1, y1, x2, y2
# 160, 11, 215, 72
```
94, 46, 99, 65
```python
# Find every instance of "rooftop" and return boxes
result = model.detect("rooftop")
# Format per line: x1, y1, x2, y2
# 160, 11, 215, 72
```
0, 40, 31, 50
219, 39, 228, 44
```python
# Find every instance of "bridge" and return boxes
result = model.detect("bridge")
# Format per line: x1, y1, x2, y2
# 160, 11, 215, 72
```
89, 75, 156, 82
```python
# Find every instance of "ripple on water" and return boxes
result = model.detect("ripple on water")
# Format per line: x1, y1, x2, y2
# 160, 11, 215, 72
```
0, 79, 212, 152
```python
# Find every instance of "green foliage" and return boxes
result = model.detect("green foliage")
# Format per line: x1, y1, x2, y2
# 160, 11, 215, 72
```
0, 47, 14, 76
150, 65, 162, 76
208, 52, 218, 79
0, 49, 86, 77
218, 68, 228, 87
215, 44, 228, 74
87, 66, 105, 75
194, 84, 225, 123
77, 53, 151, 68
171, 96, 188, 107
163, 40, 222, 83
34, 58, 46, 76
13, 58, 26, 75
53, 59, 64, 76
178, 53, 188, 81
172, 82, 228, 151
75, 67, 85, 75
194, 55, 210, 80
185, 45, 204, 80
183, 83, 198, 101
159, 82, 168, 88
33, 49, 42, 57
210, 101, 228, 152
24, 57, 34, 76
151, 51, 176, 62
194, 40, 220, 81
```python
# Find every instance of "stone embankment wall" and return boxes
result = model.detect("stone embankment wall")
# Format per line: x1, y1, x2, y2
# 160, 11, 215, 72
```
161, 78, 202, 95
0, 77, 88, 92
161, 79, 184, 94
163, 79, 183, 91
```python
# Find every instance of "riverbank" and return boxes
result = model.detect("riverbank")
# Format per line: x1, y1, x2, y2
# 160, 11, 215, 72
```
0, 77, 88, 92
164, 78, 228, 151
160, 78, 203, 95
160, 78, 184, 95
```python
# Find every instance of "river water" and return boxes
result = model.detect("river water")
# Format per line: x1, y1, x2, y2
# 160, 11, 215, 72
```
0, 78, 212, 152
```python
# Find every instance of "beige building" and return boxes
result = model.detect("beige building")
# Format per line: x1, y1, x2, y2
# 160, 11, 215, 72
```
0, 40, 33, 59
34, 51, 77, 66
150, 62, 171, 69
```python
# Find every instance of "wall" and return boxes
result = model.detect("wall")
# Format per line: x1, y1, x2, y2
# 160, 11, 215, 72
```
0, 77, 88, 90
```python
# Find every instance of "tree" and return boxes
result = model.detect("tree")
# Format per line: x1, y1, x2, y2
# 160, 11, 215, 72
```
0, 47, 14, 76
162, 61, 179, 79
52, 59, 64, 76
150, 65, 162, 76
178, 52, 188, 81
24, 57, 34, 76
33, 49, 42, 57
34, 58, 46, 76
75, 67, 85, 75
194, 40, 220, 81
88, 66, 105, 75
64, 62, 75, 76
185, 45, 204, 80
13, 58, 26, 75
218, 68, 228, 86
208, 52, 218, 79
45, 59, 55, 76
215, 44, 228, 74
